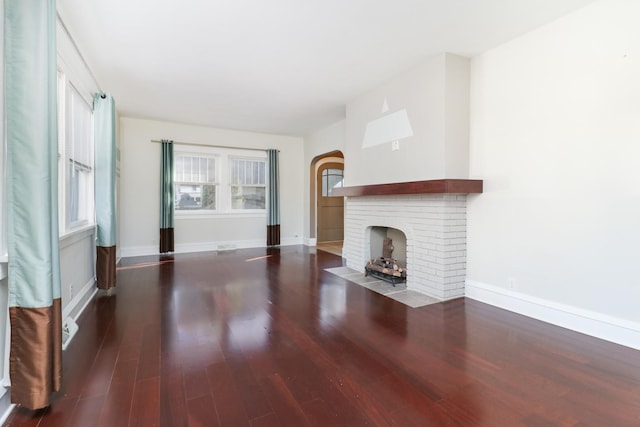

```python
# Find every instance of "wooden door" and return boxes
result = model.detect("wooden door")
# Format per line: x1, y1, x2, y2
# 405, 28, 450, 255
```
317, 163, 344, 242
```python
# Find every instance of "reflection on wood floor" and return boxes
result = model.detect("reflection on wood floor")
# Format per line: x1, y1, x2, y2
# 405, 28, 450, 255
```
5, 246, 640, 426
316, 240, 342, 257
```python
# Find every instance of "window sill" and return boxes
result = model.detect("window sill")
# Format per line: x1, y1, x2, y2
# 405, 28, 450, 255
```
0, 254, 6, 281
176, 211, 267, 220
60, 224, 96, 249
0, 225, 96, 280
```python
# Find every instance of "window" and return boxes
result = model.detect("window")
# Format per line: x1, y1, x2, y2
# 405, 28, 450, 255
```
173, 147, 266, 217
57, 70, 94, 232
174, 154, 217, 210
230, 158, 266, 210
321, 168, 343, 197
67, 86, 93, 223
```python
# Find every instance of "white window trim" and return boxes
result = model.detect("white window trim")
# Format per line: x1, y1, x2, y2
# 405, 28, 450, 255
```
65, 82, 95, 231
57, 67, 96, 236
174, 148, 219, 215
174, 145, 267, 219
229, 155, 267, 213
174, 211, 267, 219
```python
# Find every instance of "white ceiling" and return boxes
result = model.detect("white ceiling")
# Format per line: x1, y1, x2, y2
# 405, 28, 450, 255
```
57, 0, 595, 136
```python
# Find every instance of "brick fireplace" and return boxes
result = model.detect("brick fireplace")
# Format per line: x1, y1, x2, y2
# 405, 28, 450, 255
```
334, 179, 482, 300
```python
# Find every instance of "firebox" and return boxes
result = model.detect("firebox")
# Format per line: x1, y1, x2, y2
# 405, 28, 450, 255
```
365, 236, 406, 285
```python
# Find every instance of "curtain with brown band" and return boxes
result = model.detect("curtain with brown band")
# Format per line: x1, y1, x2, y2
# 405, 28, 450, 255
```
94, 94, 117, 289
160, 140, 175, 253
5, 0, 62, 409
267, 149, 280, 246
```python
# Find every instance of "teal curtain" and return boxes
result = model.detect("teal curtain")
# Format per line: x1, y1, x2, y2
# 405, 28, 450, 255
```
266, 149, 280, 246
160, 140, 175, 253
94, 94, 117, 289
5, 0, 62, 409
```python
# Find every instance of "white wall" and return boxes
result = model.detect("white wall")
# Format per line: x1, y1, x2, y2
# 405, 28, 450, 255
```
57, 17, 100, 318
444, 54, 470, 178
119, 117, 304, 256
467, 0, 640, 346
345, 53, 470, 187
59, 229, 96, 320
303, 119, 346, 242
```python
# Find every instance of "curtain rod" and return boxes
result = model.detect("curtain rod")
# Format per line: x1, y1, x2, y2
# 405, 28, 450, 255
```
150, 139, 273, 152
56, 12, 104, 95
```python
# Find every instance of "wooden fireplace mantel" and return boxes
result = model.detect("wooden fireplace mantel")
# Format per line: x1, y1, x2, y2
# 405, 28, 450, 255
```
331, 179, 483, 197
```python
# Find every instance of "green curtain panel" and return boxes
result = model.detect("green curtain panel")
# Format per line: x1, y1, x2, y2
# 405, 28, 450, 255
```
94, 94, 117, 289
160, 140, 175, 253
5, 0, 62, 409
267, 149, 280, 246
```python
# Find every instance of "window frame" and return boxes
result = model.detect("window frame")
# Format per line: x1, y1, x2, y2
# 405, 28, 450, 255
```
57, 67, 95, 235
173, 145, 267, 219
173, 150, 219, 214
229, 156, 267, 212
321, 167, 344, 197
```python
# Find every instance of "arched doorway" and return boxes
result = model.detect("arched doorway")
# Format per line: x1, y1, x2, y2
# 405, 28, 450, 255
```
309, 151, 344, 256
317, 162, 344, 242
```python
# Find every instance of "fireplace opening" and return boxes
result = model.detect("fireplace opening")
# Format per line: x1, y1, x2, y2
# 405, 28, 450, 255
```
365, 227, 407, 285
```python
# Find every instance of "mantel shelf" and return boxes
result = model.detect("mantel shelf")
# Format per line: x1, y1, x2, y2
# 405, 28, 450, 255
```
332, 179, 483, 197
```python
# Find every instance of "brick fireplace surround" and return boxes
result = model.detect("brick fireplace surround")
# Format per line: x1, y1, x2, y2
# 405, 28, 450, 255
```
333, 179, 483, 300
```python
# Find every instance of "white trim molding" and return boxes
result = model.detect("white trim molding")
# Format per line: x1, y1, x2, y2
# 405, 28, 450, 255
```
121, 237, 305, 258
62, 278, 97, 323
0, 391, 13, 426
279, 237, 303, 247
59, 224, 96, 249
466, 280, 640, 351
120, 245, 158, 258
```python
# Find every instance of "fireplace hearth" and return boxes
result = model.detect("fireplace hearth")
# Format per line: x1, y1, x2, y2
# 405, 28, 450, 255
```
333, 179, 483, 300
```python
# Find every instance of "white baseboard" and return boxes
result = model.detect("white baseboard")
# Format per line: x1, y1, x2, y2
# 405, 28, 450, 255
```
62, 278, 98, 323
121, 237, 305, 258
119, 245, 158, 257
176, 241, 243, 253
0, 390, 14, 426
304, 238, 317, 246
280, 237, 304, 246
61, 278, 97, 352
466, 280, 640, 350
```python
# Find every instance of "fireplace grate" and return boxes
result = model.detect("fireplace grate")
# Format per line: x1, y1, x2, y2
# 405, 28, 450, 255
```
365, 264, 406, 285
364, 237, 406, 286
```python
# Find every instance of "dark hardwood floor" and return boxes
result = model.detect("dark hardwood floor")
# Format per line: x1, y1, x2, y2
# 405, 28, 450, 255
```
4, 246, 640, 426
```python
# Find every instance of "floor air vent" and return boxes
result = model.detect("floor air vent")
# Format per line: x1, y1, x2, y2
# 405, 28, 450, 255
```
62, 317, 79, 351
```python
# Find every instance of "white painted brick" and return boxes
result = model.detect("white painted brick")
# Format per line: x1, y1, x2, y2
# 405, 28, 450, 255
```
343, 193, 470, 299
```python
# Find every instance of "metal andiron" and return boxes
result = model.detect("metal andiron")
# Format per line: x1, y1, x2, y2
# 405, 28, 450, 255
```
364, 237, 406, 286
